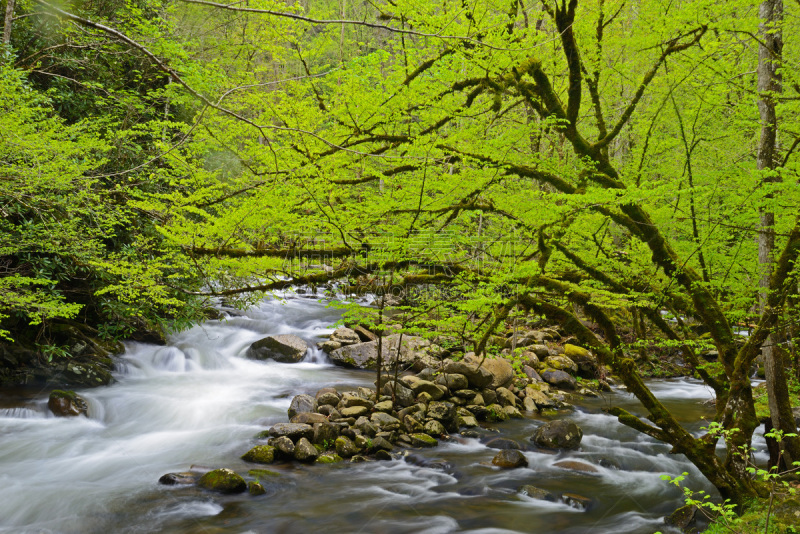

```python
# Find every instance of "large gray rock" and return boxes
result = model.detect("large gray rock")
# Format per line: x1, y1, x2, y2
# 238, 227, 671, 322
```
427, 401, 456, 423
247, 335, 308, 363
463, 355, 514, 389
434, 373, 469, 391
268, 422, 314, 441
442, 360, 493, 389
294, 437, 319, 462
288, 394, 316, 419
532, 420, 583, 450
541, 369, 577, 390
330, 328, 361, 346
382, 380, 416, 407
329, 335, 441, 371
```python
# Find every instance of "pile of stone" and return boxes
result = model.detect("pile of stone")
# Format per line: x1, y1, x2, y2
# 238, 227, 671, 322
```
163, 326, 606, 494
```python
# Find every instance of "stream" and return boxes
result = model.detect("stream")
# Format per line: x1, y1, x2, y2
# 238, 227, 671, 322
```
0, 293, 764, 533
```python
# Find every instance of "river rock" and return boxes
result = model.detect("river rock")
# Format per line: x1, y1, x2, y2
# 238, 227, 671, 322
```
371, 412, 402, 430
544, 355, 578, 373
409, 433, 438, 447
519, 485, 558, 502
553, 460, 599, 474
247, 334, 308, 363
522, 365, 543, 382
335, 435, 359, 457
197, 468, 246, 494
463, 354, 514, 389
664, 504, 698, 530
294, 437, 319, 462
427, 401, 456, 423
424, 419, 447, 436
47, 390, 88, 417
495, 387, 517, 407
562, 492, 592, 510
313, 422, 340, 446
330, 327, 361, 346
339, 392, 374, 409
316, 452, 344, 464
270, 435, 295, 457
434, 373, 469, 391
291, 412, 328, 424
268, 422, 313, 441
383, 381, 415, 407
442, 360, 493, 389
341, 406, 369, 418
371, 436, 393, 451
564, 344, 598, 376
353, 325, 378, 341
248, 481, 267, 495
402, 377, 446, 399
541, 369, 577, 390
504, 405, 523, 418
158, 472, 195, 485
241, 445, 276, 464
491, 449, 528, 468
532, 420, 583, 450
485, 437, 521, 450
288, 394, 316, 419
329, 335, 440, 371
316, 390, 341, 406
486, 404, 509, 422
355, 416, 379, 437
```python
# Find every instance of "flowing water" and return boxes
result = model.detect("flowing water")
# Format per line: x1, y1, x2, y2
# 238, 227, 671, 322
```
0, 293, 752, 533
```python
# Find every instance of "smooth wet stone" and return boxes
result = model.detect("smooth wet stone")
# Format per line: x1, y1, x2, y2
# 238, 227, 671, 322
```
316, 453, 344, 464
330, 327, 361, 346
484, 437, 521, 450
47, 390, 88, 417
495, 387, 517, 407
409, 433, 438, 447
371, 436, 394, 451
335, 436, 359, 457
316, 391, 341, 407
426, 401, 456, 423
291, 412, 328, 424
248, 481, 267, 495
541, 369, 577, 390
158, 472, 195, 485
519, 485, 558, 501
435, 373, 469, 391
241, 445, 276, 464
485, 404, 509, 422
339, 392, 373, 409
355, 416, 379, 437
442, 360, 493, 389
553, 460, 599, 474
374, 449, 393, 461
268, 423, 313, 441
532, 420, 583, 450
373, 400, 394, 412
288, 394, 316, 419
197, 468, 246, 494
312, 422, 340, 447
371, 412, 402, 430
491, 449, 528, 468
269, 435, 295, 457
340, 406, 369, 418
562, 492, 592, 510
503, 405, 523, 419
423, 419, 447, 437
247, 334, 308, 363
294, 437, 319, 462
544, 355, 578, 373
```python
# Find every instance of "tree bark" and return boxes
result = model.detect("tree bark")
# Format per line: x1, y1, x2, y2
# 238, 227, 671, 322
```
756, 0, 800, 468
3, 0, 15, 46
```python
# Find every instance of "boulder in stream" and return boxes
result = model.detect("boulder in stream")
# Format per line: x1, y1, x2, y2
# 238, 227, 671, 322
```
329, 335, 440, 371
197, 468, 247, 494
532, 420, 583, 450
491, 449, 528, 468
47, 390, 88, 417
247, 335, 308, 363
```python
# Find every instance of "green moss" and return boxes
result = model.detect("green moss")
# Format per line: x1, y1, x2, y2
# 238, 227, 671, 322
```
241, 445, 276, 464
197, 468, 246, 494
247, 469, 280, 478
315, 453, 344, 464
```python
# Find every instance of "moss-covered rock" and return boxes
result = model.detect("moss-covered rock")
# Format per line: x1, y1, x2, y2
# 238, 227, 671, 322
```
248, 481, 267, 495
315, 452, 344, 464
409, 433, 438, 447
197, 468, 246, 494
241, 445, 276, 464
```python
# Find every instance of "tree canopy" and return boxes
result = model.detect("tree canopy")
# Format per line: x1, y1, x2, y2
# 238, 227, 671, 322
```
3, 0, 800, 508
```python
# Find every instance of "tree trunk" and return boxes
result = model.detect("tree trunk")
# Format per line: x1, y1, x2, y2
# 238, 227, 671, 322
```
3, 0, 15, 46
757, 0, 800, 467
